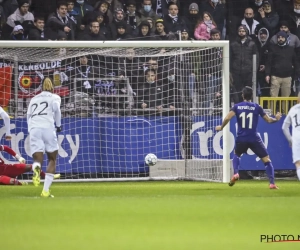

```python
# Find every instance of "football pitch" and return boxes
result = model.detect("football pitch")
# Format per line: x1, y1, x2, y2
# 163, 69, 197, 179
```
1, 181, 300, 250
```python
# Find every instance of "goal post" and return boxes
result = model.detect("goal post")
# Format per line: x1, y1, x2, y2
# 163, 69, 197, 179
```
0, 40, 230, 183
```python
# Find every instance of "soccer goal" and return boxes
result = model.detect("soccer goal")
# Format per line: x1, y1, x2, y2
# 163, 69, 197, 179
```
0, 40, 230, 183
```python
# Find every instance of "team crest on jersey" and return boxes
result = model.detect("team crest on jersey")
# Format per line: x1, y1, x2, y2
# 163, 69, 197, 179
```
18, 71, 44, 94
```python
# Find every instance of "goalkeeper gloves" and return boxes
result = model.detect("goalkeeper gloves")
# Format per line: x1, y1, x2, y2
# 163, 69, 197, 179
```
56, 126, 62, 133
15, 154, 26, 163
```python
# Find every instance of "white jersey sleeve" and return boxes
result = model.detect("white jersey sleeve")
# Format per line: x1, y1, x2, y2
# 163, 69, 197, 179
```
27, 92, 62, 132
282, 104, 300, 143
0, 106, 11, 136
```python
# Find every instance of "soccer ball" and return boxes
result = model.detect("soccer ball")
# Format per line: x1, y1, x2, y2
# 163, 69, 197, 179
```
145, 153, 157, 166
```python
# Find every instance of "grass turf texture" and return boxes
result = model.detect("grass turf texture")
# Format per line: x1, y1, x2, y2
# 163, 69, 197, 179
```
0, 181, 299, 250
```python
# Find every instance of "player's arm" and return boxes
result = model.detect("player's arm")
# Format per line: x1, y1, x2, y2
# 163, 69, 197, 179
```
53, 97, 62, 132
0, 145, 25, 163
262, 112, 281, 123
0, 107, 11, 140
215, 110, 236, 131
282, 113, 292, 146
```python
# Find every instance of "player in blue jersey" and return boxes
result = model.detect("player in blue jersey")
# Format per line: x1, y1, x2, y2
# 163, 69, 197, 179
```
216, 87, 282, 189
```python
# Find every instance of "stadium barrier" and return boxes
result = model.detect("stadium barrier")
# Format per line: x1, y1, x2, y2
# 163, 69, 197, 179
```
259, 97, 298, 114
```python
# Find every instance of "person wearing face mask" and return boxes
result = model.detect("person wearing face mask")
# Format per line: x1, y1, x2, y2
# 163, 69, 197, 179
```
201, 0, 226, 36
285, 0, 300, 40
265, 31, 300, 113
230, 25, 259, 103
138, 0, 160, 23
257, 0, 279, 37
241, 7, 260, 40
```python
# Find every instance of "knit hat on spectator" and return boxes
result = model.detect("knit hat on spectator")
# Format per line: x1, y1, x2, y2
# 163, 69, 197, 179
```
13, 25, 24, 32
156, 19, 164, 25
116, 21, 126, 29
18, 0, 30, 8
181, 27, 189, 33
259, 28, 268, 35
189, 3, 199, 11
279, 21, 290, 29
277, 31, 288, 39
126, 0, 136, 6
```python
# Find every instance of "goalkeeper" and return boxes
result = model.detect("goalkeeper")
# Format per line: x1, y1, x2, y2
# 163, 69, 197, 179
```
0, 144, 60, 185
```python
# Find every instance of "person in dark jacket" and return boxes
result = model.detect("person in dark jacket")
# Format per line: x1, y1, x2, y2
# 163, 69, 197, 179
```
28, 17, 46, 40
265, 31, 300, 113
230, 24, 259, 103
82, 21, 106, 40
163, 2, 186, 34
45, 2, 76, 40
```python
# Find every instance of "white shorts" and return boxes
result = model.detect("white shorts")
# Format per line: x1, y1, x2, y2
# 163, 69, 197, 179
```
292, 141, 300, 163
29, 128, 59, 156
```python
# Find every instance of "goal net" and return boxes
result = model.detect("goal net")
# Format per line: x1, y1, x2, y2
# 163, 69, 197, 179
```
0, 41, 230, 183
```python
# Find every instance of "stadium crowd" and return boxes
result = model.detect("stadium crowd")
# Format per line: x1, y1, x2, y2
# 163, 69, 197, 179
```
1, 0, 300, 115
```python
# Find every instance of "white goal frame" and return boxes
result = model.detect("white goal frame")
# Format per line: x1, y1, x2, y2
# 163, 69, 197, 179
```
0, 40, 230, 183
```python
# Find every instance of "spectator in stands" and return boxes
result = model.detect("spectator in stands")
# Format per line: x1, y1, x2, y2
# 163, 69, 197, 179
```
270, 21, 300, 48
257, 0, 279, 37
194, 12, 217, 40
285, 0, 300, 40
82, 20, 106, 40
138, 0, 160, 23
255, 27, 270, 98
3, 0, 18, 18
28, 17, 45, 40
154, 18, 168, 39
145, 17, 156, 34
265, 31, 300, 113
94, 0, 113, 25
201, 0, 226, 36
105, 0, 123, 13
73, 0, 94, 39
9, 24, 26, 40
135, 20, 156, 40
241, 8, 260, 39
110, 8, 133, 40
125, 0, 141, 32
182, 3, 200, 39
230, 25, 259, 103
199, 28, 223, 114
163, 2, 186, 34
115, 20, 133, 40
67, 1, 80, 25
45, 2, 76, 40
2, 0, 34, 40
152, 0, 182, 18
136, 69, 163, 114
181, 27, 192, 40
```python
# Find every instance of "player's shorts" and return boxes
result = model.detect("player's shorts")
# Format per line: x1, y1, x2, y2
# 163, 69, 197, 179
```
29, 128, 59, 155
235, 136, 268, 159
292, 140, 300, 163
0, 164, 27, 178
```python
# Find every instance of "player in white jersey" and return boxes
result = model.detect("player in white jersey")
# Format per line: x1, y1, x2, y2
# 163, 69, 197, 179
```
282, 92, 300, 180
27, 77, 62, 198
0, 106, 11, 140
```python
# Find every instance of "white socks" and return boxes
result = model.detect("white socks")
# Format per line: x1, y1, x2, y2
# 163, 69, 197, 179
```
43, 173, 54, 192
32, 162, 41, 171
297, 168, 300, 181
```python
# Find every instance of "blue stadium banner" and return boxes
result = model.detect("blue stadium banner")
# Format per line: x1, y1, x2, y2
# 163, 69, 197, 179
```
0, 116, 293, 172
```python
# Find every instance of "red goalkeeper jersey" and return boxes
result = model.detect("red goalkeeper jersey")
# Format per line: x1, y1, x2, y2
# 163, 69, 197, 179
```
0, 145, 17, 164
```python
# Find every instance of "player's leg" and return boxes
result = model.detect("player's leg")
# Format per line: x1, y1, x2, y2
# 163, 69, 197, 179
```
41, 150, 58, 198
292, 141, 300, 180
29, 128, 45, 186
41, 130, 59, 198
0, 175, 28, 185
250, 140, 278, 189
229, 142, 248, 186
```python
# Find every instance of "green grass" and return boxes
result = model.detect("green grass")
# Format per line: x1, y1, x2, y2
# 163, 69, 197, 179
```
1, 181, 300, 250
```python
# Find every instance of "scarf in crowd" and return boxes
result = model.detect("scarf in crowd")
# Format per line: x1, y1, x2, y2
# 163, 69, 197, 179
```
57, 12, 69, 24
156, 0, 162, 17
169, 14, 178, 23
126, 11, 137, 30
204, 20, 213, 33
